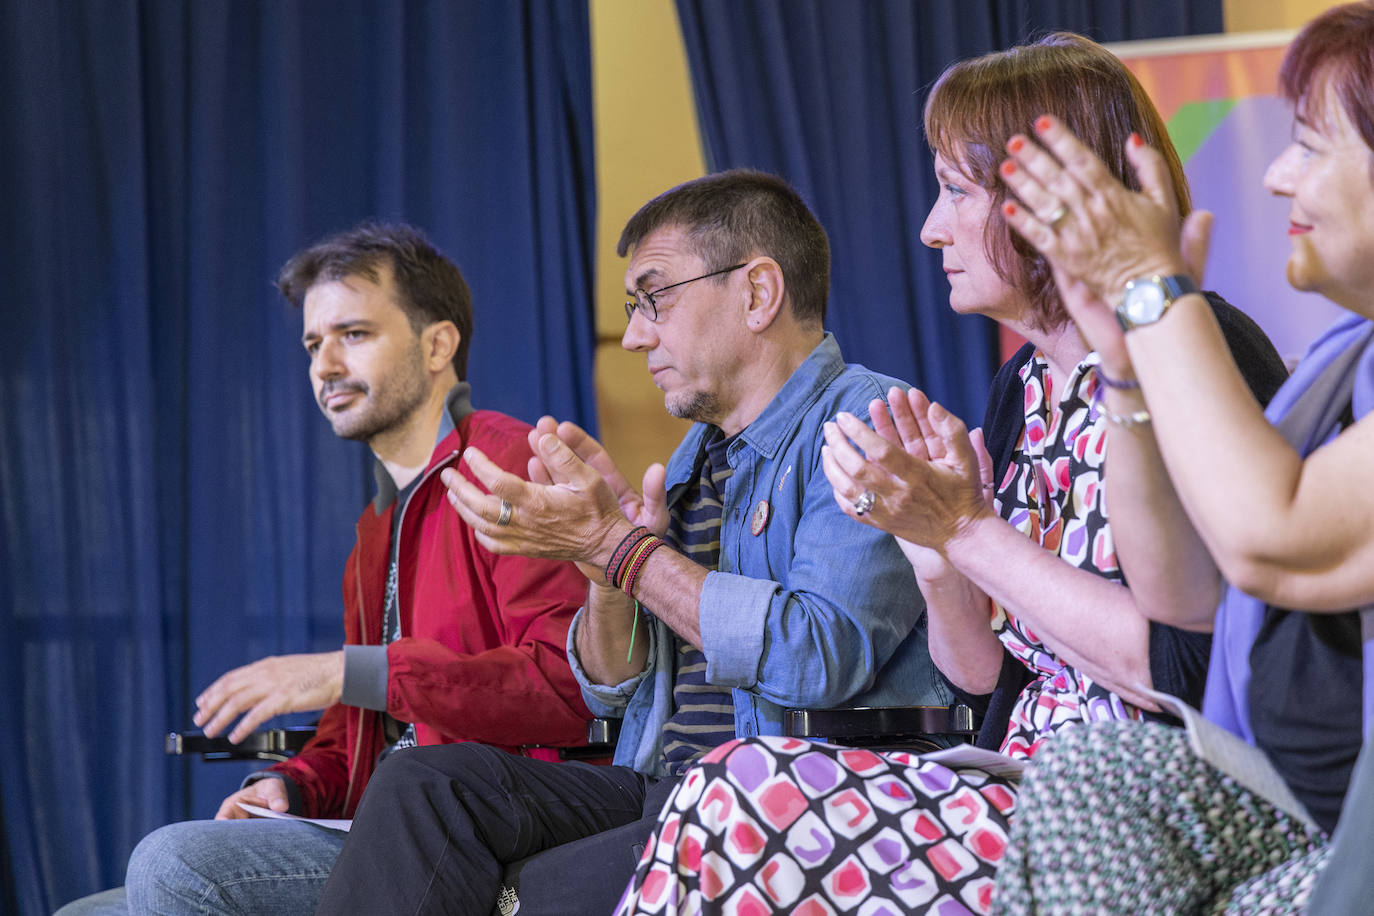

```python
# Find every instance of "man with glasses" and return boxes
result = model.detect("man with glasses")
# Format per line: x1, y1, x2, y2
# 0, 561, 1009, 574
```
316, 171, 948, 915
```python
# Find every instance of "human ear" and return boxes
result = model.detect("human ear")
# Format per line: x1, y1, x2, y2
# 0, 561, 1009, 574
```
743, 257, 785, 332
424, 321, 460, 371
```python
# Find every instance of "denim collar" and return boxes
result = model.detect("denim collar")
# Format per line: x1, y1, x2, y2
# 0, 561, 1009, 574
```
732, 332, 844, 462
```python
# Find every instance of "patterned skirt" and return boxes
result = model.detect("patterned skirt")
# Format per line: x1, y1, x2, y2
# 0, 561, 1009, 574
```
612, 736, 1017, 915
993, 720, 1330, 915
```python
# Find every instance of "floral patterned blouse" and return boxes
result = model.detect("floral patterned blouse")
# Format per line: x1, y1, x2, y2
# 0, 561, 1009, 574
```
992, 349, 1144, 759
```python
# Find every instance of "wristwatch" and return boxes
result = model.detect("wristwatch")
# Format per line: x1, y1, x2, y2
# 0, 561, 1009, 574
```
1115, 274, 1199, 331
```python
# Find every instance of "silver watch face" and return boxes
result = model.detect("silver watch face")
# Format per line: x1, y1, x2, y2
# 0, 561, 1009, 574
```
1123, 281, 1167, 325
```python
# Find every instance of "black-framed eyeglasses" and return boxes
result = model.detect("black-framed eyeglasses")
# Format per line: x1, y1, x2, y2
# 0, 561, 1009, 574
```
624, 263, 748, 323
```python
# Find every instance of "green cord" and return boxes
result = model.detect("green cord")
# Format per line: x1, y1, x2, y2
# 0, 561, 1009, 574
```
627, 601, 640, 663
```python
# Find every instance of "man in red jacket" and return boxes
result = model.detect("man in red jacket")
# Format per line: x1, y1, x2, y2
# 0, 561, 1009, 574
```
55, 222, 592, 916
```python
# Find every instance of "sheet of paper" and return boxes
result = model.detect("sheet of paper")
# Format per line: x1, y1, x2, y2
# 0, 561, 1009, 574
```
920, 744, 1026, 782
1141, 686, 1318, 832
237, 802, 352, 832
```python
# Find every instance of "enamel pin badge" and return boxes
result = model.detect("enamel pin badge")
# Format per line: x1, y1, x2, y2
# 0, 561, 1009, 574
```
750, 500, 770, 536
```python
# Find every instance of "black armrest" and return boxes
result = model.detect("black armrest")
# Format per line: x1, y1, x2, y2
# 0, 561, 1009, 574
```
549, 717, 621, 761
513, 718, 622, 762
782, 704, 979, 750
169, 718, 624, 764
165, 726, 317, 762
586, 717, 620, 747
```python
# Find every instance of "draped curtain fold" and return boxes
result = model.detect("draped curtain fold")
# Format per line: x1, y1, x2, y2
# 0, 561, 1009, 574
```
674, 0, 1223, 425
0, 2, 596, 911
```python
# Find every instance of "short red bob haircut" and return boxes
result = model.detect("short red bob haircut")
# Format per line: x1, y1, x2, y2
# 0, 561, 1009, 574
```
923, 32, 1190, 332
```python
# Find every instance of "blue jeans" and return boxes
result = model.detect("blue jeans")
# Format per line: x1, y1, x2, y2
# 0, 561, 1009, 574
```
53, 819, 348, 915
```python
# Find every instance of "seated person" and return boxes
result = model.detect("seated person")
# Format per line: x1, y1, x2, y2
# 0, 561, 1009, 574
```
610, 34, 1287, 916
993, 2, 1374, 911
311, 169, 952, 916
56, 223, 592, 915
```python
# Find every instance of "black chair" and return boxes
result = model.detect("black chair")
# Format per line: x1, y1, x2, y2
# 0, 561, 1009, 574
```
782, 703, 979, 753
166, 720, 619, 764
164, 726, 317, 763
576, 703, 979, 761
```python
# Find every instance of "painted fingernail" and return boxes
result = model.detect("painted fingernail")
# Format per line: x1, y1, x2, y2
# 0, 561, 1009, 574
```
1003, 202, 1018, 217
1007, 136, 1024, 154
1035, 115, 1052, 133
1130, 132, 1144, 148
1000, 160, 1017, 177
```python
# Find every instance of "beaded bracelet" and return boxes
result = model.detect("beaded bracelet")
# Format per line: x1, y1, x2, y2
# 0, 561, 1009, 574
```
1099, 405, 1152, 428
620, 535, 667, 598
605, 526, 649, 585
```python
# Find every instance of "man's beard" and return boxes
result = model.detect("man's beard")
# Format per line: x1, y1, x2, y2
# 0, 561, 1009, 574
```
666, 389, 722, 426
318, 346, 430, 443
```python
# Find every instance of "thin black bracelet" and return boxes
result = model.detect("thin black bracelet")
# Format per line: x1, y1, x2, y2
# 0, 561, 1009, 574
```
1095, 364, 1141, 390
605, 526, 649, 585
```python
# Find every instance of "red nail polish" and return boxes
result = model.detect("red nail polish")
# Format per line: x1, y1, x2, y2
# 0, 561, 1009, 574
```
1130, 132, 1144, 148
1003, 202, 1018, 217
1008, 137, 1024, 154
1035, 115, 1052, 133
1000, 160, 1016, 177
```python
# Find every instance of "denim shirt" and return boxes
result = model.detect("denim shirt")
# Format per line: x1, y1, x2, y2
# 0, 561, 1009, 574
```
567, 334, 950, 777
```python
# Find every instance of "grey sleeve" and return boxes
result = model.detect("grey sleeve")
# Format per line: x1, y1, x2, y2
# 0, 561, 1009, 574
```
339, 644, 389, 711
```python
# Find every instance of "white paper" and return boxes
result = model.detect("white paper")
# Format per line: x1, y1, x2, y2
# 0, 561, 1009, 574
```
920, 743, 1026, 782
237, 802, 352, 832
1141, 686, 1319, 832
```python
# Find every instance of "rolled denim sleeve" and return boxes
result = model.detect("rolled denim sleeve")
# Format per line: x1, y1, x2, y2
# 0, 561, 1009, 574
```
565, 605, 654, 717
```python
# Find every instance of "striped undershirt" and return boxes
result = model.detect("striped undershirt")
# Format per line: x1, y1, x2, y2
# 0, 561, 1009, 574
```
660, 429, 737, 775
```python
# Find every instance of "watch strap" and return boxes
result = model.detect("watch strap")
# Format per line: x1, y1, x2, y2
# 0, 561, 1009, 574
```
1116, 273, 1199, 331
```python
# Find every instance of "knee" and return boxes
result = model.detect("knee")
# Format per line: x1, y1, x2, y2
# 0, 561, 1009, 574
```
52, 887, 128, 916
124, 821, 217, 907
360, 743, 502, 808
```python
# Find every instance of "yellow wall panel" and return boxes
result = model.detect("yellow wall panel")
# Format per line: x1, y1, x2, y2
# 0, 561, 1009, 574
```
591, 0, 703, 482
1224, 0, 1345, 31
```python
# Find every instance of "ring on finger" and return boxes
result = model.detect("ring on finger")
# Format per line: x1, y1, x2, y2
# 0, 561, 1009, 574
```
1044, 202, 1070, 229
496, 498, 513, 527
853, 490, 877, 516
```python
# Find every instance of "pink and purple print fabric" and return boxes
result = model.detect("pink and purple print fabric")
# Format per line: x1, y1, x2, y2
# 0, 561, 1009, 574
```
613, 736, 1015, 915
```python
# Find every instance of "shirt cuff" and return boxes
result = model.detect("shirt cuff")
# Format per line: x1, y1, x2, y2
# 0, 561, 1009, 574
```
340, 644, 388, 711
699, 570, 775, 687
566, 606, 651, 715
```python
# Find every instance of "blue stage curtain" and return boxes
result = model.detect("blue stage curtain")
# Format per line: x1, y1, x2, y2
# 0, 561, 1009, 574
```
674, 0, 1222, 425
0, 1, 595, 911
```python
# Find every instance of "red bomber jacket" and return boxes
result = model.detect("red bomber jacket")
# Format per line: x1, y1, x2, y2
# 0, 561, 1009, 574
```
267, 408, 593, 817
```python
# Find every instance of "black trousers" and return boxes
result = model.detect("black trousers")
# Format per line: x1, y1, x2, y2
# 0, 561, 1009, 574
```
314, 743, 676, 916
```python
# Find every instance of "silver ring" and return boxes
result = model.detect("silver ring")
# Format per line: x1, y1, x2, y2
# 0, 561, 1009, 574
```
495, 499, 513, 527
1045, 202, 1069, 229
853, 490, 877, 516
